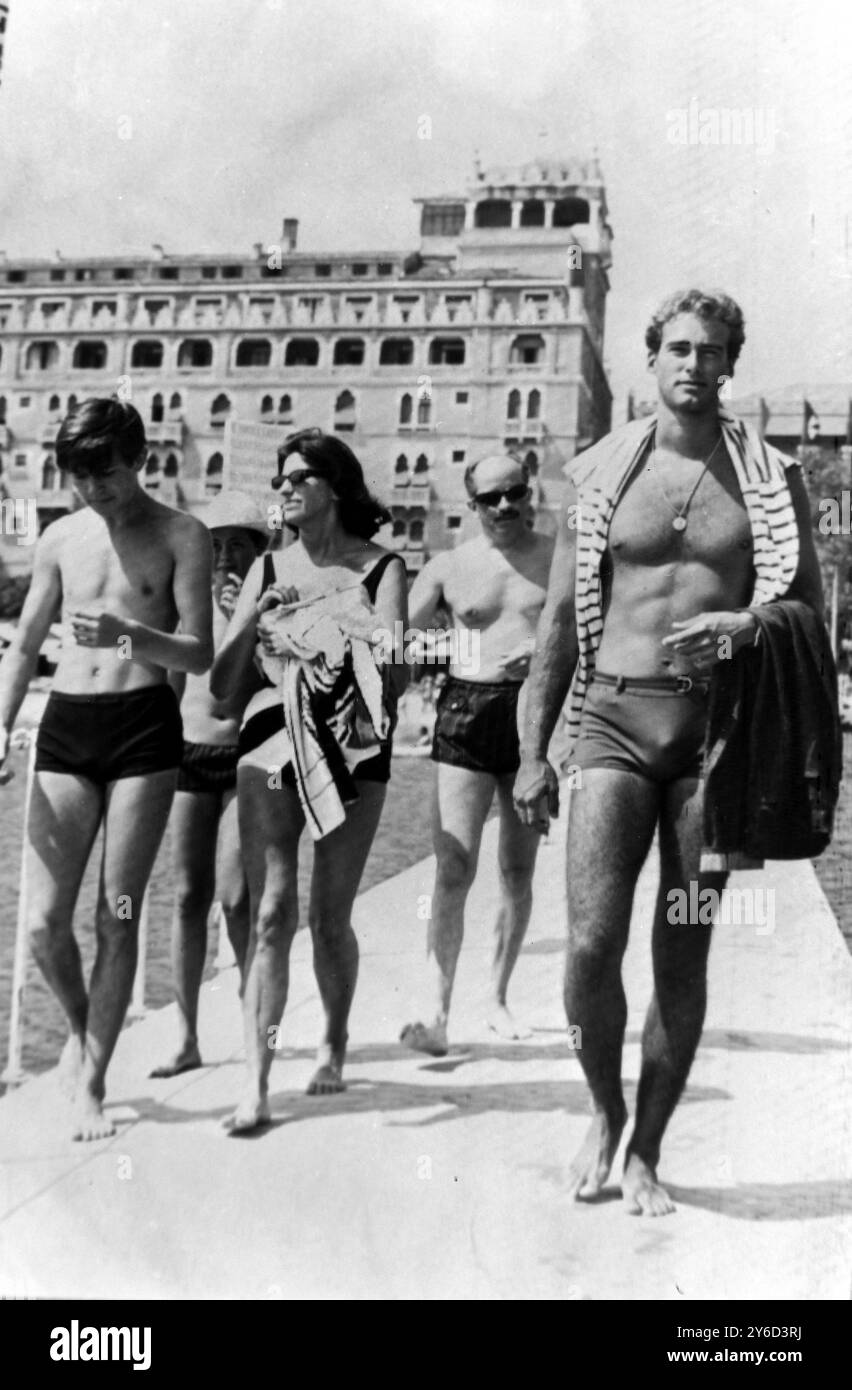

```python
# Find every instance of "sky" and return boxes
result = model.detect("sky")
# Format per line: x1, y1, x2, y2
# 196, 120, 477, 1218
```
1, 0, 851, 417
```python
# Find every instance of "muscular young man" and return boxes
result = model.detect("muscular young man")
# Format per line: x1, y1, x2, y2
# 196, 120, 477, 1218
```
0, 399, 213, 1139
514, 291, 822, 1214
400, 453, 554, 1055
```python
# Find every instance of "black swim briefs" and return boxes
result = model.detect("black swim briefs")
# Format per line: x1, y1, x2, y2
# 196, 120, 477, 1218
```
431, 675, 523, 776
176, 741, 239, 795
571, 672, 708, 783
35, 686, 183, 785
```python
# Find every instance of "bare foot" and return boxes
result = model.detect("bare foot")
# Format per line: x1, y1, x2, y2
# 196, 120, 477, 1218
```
306, 1063, 346, 1095
621, 1152, 676, 1216
150, 1043, 203, 1079
224, 1095, 271, 1134
566, 1107, 627, 1200
400, 1020, 448, 1057
71, 1090, 116, 1143
57, 1035, 84, 1100
486, 1003, 533, 1041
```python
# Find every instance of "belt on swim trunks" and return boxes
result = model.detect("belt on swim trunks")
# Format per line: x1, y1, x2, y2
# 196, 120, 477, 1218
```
593, 671, 711, 696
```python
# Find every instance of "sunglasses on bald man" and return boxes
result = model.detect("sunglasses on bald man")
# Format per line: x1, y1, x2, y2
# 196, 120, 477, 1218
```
471, 483, 531, 509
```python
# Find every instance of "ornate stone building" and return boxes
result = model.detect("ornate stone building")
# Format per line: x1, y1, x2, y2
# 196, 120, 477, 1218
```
0, 157, 613, 575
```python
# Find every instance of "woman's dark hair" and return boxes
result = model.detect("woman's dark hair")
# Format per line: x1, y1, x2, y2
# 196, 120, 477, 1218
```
56, 397, 147, 476
272, 428, 391, 540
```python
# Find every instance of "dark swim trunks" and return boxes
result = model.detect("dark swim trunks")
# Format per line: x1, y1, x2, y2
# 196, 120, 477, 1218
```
35, 686, 183, 785
431, 675, 523, 776
176, 741, 239, 795
571, 672, 709, 783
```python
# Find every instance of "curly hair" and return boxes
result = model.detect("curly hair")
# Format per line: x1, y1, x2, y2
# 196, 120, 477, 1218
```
272, 428, 391, 540
645, 289, 746, 367
55, 397, 146, 475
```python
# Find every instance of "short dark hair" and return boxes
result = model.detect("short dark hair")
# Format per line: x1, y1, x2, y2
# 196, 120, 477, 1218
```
272, 428, 391, 540
645, 289, 746, 367
55, 398, 146, 476
463, 451, 530, 498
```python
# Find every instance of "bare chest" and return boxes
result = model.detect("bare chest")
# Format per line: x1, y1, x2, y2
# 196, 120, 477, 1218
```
59, 524, 175, 612
608, 460, 753, 569
444, 558, 547, 627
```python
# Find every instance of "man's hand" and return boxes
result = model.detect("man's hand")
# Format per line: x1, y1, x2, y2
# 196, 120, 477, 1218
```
662, 610, 757, 670
69, 609, 126, 649
513, 756, 560, 833
498, 640, 535, 682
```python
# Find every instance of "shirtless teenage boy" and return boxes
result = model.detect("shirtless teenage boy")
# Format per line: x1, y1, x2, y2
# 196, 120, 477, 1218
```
150, 492, 268, 1079
400, 453, 554, 1055
0, 399, 213, 1140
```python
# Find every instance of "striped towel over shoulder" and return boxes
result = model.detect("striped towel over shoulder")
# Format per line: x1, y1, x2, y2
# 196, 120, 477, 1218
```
563, 410, 801, 751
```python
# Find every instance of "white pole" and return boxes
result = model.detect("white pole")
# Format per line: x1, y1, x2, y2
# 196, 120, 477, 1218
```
1, 732, 37, 1087
127, 889, 150, 1018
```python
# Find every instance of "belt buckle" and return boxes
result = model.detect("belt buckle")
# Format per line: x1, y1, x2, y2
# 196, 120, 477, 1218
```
675, 674, 694, 694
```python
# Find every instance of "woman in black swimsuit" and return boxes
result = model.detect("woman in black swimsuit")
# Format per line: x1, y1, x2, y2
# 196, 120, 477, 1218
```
211, 429, 408, 1129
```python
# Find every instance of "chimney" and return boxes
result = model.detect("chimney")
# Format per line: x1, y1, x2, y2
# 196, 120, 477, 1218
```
281, 218, 298, 252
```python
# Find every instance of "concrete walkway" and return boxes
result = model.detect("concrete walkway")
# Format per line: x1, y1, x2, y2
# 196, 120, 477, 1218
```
1, 795, 851, 1301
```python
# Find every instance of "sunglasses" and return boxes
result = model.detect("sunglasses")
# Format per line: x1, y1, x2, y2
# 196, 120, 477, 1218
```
272, 467, 321, 491
472, 483, 530, 509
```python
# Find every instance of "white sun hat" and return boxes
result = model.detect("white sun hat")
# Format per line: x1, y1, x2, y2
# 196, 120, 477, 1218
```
202, 490, 269, 543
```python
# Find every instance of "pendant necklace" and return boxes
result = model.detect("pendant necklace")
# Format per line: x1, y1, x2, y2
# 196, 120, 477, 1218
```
651, 433, 722, 532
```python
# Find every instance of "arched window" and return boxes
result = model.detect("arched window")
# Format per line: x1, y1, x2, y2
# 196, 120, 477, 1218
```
507, 388, 521, 419
164, 453, 179, 478
391, 517, 407, 542
553, 196, 590, 227
169, 392, 182, 411
48, 394, 61, 413
474, 199, 512, 229
285, 338, 319, 367
379, 338, 414, 366
0, 397, 6, 424
67, 394, 78, 412
417, 395, 431, 426
177, 339, 213, 369
334, 390, 356, 432
151, 393, 164, 423
399, 394, 413, 426
278, 394, 293, 423
205, 452, 224, 495
333, 338, 365, 366
413, 454, 429, 485
527, 388, 541, 420
131, 340, 164, 369
428, 337, 465, 366
41, 457, 57, 490
210, 393, 231, 426
408, 517, 425, 544
394, 453, 410, 484
25, 341, 60, 371
144, 453, 160, 486
72, 341, 107, 370
235, 338, 272, 368
524, 450, 539, 475
260, 395, 274, 415
509, 334, 544, 366
520, 199, 545, 227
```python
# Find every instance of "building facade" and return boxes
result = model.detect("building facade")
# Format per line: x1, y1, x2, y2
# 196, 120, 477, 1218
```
0, 157, 613, 575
